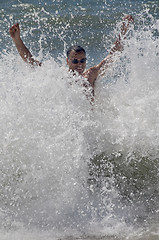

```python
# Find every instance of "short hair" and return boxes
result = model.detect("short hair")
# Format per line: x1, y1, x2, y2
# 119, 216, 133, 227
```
66, 45, 86, 58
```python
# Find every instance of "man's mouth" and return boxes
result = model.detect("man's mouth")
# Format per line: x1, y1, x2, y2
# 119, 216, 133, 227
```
75, 66, 83, 72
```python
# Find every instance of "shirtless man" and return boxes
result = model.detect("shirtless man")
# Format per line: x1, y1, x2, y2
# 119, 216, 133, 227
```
9, 15, 133, 90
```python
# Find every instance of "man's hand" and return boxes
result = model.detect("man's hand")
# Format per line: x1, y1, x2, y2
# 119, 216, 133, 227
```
121, 15, 134, 35
9, 23, 21, 42
110, 15, 134, 53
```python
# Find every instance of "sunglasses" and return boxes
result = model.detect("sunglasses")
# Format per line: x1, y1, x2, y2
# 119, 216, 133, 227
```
71, 58, 86, 64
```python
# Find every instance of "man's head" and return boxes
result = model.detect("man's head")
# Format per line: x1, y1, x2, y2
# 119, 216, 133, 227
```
66, 45, 86, 75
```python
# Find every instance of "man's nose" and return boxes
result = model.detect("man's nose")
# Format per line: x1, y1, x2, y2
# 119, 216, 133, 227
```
77, 62, 82, 66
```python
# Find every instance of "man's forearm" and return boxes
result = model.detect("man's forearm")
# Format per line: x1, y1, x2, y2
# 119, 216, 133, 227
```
13, 38, 33, 63
13, 38, 41, 66
109, 35, 123, 55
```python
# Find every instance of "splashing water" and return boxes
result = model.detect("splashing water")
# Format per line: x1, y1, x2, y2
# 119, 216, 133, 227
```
0, 2, 159, 240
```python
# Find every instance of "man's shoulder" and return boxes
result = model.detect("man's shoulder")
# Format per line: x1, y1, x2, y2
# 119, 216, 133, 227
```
83, 65, 99, 76
83, 65, 99, 87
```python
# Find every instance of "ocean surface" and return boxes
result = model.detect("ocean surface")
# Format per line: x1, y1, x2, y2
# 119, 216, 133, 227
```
0, 0, 159, 239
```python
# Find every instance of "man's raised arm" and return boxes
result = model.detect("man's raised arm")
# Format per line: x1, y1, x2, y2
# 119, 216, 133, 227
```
96, 15, 134, 75
9, 23, 41, 66
84, 15, 134, 88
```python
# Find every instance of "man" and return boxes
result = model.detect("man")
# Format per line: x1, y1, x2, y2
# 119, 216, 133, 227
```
9, 15, 133, 90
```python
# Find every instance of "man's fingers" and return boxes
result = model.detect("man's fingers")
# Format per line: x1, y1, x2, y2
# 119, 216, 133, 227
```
123, 15, 134, 22
9, 27, 15, 34
10, 23, 19, 32
14, 23, 20, 30
120, 15, 134, 35
10, 26, 16, 32
9, 23, 20, 38
13, 23, 18, 31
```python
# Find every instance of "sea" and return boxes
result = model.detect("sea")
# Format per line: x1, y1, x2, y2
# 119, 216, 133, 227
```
0, 0, 159, 239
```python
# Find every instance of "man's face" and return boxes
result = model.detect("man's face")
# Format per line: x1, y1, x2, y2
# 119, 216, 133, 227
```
67, 50, 86, 75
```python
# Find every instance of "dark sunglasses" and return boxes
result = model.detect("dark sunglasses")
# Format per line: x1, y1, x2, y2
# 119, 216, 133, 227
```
71, 58, 86, 64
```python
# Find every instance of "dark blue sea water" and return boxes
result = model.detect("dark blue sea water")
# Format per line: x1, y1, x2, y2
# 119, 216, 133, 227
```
0, 0, 159, 239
